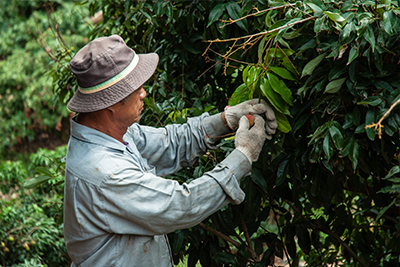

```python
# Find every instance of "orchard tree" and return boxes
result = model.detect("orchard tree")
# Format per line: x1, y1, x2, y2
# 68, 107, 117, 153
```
46, 0, 400, 266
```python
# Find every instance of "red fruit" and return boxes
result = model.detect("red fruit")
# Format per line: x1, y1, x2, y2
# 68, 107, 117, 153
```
245, 114, 255, 127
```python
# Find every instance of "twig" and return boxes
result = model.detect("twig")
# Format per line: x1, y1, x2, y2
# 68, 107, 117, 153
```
199, 222, 241, 248
241, 221, 258, 260
272, 208, 293, 267
284, 200, 368, 267
206, 16, 317, 43
365, 97, 400, 139
318, 227, 368, 267
220, 4, 295, 28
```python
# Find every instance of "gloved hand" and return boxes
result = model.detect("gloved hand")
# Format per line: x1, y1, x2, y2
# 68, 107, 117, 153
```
224, 99, 277, 139
235, 114, 267, 163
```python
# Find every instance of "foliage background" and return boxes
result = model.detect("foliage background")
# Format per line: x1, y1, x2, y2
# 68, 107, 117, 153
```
2, 0, 400, 266
0, 1, 89, 266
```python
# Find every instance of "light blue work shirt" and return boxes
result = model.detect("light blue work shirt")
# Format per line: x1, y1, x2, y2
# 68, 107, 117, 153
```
63, 112, 252, 266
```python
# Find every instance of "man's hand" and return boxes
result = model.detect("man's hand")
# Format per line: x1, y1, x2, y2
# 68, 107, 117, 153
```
235, 114, 267, 163
224, 99, 277, 139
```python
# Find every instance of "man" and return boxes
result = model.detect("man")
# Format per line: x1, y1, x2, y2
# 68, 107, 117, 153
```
63, 35, 277, 266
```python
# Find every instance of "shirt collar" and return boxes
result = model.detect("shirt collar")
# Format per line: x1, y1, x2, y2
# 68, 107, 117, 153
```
70, 116, 127, 152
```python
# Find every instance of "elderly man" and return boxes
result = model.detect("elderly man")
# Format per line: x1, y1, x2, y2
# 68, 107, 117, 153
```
63, 35, 277, 266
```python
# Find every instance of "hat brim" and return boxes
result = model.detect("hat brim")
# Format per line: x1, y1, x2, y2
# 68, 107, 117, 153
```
67, 53, 159, 113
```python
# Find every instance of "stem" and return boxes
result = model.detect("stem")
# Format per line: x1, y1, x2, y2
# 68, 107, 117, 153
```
318, 227, 368, 267
284, 200, 368, 267
220, 4, 295, 28
365, 97, 400, 139
241, 221, 258, 260
207, 16, 317, 43
272, 208, 293, 267
199, 222, 241, 249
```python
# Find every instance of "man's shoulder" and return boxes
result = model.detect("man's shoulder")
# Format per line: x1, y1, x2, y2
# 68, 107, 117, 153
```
65, 139, 137, 186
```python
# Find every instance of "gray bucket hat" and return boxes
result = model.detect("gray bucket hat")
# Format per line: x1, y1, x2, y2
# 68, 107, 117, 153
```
68, 35, 159, 113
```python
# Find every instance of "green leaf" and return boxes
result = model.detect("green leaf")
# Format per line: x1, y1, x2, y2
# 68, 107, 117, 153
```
307, 3, 324, 17
258, 36, 267, 59
328, 65, 348, 80
171, 230, 184, 255
376, 199, 395, 221
340, 22, 355, 43
324, 11, 346, 25
301, 52, 327, 78
324, 78, 346, 94
384, 166, 400, 180
363, 25, 376, 52
213, 252, 237, 265
309, 122, 329, 144
228, 83, 251, 106
329, 124, 344, 150
284, 225, 297, 260
348, 139, 359, 170
260, 78, 289, 115
207, 3, 226, 27
382, 11, 394, 35
270, 66, 296, 81
251, 168, 268, 192
348, 46, 359, 65
226, 1, 248, 31
267, 73, 293, 105
23, 175, 52, 189
276, 158, 289, 186
357, 96, 383, 106
165, 3, 173, 25
35, 166, 53, 176
365, 108, 376, 140
323, 134, 333, 160
188, 250, 200, 267
296, 224, 311, 255
276, 112, 292, 133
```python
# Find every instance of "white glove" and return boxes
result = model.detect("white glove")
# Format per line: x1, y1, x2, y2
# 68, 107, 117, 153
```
235, 114, 267, 163
225, 99, 277, 139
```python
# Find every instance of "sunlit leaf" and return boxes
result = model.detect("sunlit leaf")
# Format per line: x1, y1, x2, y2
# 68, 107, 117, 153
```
260, 78, 289, 115
267, 73, 293, 105
324, 11, 346, 25
276, 112, 292, 133
270, 66, 296, 81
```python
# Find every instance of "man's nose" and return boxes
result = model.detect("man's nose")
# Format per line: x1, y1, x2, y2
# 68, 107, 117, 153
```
139, 88, 147, 99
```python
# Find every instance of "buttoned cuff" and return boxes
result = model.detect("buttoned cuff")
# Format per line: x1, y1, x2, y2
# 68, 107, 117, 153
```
202, 113, 232, 147
208, 149, 252, 205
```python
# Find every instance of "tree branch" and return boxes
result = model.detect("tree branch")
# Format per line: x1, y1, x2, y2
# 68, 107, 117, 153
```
206, 16, 317, 43
220, 4, 295, 28
241, 221, 258, 260
365, 97, 400, 139
199, 222, 241, 249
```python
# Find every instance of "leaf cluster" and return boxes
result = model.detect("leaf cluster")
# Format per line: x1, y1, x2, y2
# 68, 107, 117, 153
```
46, 0, 400, 266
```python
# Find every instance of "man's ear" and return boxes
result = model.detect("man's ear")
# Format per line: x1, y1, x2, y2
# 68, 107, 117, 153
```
107, 101, 123, 113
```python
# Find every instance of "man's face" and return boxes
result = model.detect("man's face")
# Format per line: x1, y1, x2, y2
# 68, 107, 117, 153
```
114, 87, 147, 126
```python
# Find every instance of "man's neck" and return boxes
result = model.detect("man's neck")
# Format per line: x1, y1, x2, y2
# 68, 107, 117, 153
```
76, 111, 126, 143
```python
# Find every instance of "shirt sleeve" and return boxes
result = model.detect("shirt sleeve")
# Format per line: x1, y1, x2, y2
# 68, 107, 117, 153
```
126, 112, 231, 176
97, 149, 251, 236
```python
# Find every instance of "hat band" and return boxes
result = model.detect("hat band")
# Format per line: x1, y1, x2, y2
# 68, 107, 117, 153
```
78, 53, 139, 94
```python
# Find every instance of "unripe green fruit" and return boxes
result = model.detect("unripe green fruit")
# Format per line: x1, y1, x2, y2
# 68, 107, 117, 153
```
1, 242, 5, 247
22, 242, 30, 251
30, 240, 36, 246
8, 235, 14, 242
4, 247, 9, 253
